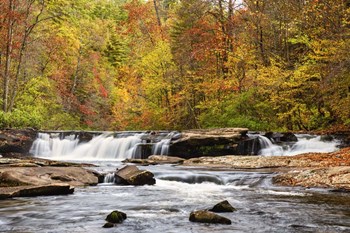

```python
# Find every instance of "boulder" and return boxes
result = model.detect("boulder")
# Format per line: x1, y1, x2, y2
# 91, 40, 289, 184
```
105, 210, 127, 224
115, 165, 156, 185
209, 200, 236, 213
189, 210, 231, 225
280, 132, 298, 142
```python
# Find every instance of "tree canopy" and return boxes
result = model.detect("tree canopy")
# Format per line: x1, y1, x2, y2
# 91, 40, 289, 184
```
0, 0, 349, 131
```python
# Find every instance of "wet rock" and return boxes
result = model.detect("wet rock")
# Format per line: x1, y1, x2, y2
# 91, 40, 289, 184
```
124, 155, 185, 165
0, 184, 74, 199
265, 132, 297, 143
115, 165, 156, 185
105, 210, 127, 224
280, 132, 298, 142
13, 184, 74, 197
102, 222, 115, 228
189, 210, 231, 225
320, 134, 334, 142
209, 200, 236, 213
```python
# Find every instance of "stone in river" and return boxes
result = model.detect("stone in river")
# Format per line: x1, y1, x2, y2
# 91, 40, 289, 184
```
189, 210, 232, 225
209, 200, 236, 213
115, 165, 156, 185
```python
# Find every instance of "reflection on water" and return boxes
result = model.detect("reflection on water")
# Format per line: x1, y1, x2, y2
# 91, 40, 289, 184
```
0, 163, 350, 233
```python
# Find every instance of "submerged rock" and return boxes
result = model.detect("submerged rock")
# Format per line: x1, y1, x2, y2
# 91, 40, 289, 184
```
189, 210, 231, 225
102, 222, 115, 228
209, 200, 236, 213
115, 165, 156, 185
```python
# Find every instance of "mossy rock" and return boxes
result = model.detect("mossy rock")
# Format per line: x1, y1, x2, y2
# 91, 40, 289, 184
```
105, 210, 127, 224
209, 200, 236, 213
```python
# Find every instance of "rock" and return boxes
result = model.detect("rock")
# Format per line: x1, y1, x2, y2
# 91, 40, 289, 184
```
264, 132, 297, 143
169, 128, 248, 158
147, 155, 185, 164
105, 210, 127, 224
0, 128, 37, 155
115, 165, 156, 185
320, 134, 334, 142
13, 184, 74, 197
0, 184, 74, 199
124, 155, 185, 165
0, 167, 99, 187
102, 222, 115, 228
189, 210, 231, 225
280, 132, 298, 142
209, 200, 236, 213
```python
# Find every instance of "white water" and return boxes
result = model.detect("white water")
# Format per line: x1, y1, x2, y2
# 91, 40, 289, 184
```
30, 132, 341, 160
152, 139, 171, 155
259, 135, 340, 156
30, 133, 143, 160
2, 164, 349, 233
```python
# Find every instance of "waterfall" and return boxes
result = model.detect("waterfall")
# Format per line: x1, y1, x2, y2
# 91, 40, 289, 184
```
103, 173, 116, 183
283, 135, 339, 156
257, 135, 340, 156
29, 133, 51, 157
30, 133, 144, 160
152, 139, 171, 155
258, 136, 284, 156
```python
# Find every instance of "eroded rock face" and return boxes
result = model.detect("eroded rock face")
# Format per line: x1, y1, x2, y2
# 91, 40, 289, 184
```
189, 210, 232, 225
115, 165, 156, 185
0, 129, 37, 156
209, 200, 236, 213
169, 128, 248, 158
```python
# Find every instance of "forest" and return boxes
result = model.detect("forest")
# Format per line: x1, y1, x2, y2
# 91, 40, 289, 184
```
0, 0, 349, 131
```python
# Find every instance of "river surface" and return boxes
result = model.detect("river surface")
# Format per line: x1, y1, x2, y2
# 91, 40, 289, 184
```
1, 161, 350, 233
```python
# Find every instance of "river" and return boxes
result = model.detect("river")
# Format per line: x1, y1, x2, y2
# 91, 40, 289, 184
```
0, 133, 349, 232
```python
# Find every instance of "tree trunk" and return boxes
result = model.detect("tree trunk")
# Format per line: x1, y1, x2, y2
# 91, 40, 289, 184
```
153, 0, 161, 27
3, 0, 15, 112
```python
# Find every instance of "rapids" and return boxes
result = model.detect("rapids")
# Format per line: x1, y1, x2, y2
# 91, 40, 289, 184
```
0, 163, 349, 232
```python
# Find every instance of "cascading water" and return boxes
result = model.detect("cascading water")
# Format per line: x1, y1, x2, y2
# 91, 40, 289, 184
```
30, 133, 145, 160
258, 136, 284, 156
258, 135, 340, 156
30, 131, 180, 160
152, 139, 171, 155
